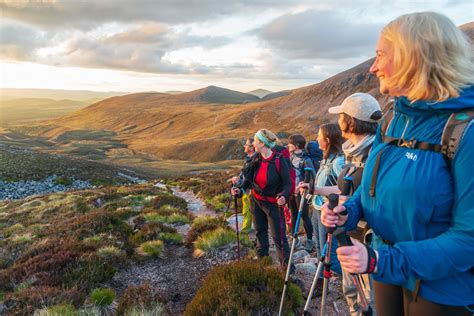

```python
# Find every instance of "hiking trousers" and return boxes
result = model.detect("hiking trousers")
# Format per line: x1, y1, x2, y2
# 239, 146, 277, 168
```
373, 281, 471, 316
240, 192, 253, 233
251, 197, 290, 264
289, 193, 313, 239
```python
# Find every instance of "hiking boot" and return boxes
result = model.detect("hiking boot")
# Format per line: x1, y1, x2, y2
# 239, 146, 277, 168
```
305, 239, 315, 252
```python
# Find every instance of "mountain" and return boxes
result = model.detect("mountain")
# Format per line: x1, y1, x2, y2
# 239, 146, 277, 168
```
0, 88, 128, 102
0, 98, 88, 126
14, 23, 473, 163
173, 86, 260, 104
247, 89, 273, 98
261, 90, 292, 101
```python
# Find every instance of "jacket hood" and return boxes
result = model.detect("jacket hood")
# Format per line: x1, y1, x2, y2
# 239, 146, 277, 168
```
396, 85, 474, 114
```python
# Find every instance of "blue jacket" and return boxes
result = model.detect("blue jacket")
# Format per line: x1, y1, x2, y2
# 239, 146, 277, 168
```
343, 85, 474, 306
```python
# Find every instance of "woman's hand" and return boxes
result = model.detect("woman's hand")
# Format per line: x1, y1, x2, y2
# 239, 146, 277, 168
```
231, 176, 239, 185
321, 202, 348, 228
231, 187, 241, 196
297, 182, 310, 195
277, 196, 286, 206
336, 239, 378, 274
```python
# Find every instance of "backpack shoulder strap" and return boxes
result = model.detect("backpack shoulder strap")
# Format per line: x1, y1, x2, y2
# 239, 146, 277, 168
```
274, 152, 281, 175
441, 110, 474, 160
380, 102, 395, 142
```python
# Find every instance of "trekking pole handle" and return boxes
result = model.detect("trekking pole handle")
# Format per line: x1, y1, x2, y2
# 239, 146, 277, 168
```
326, 194, 348, 234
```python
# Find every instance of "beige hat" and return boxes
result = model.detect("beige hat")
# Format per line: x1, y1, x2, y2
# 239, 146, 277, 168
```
328, 93, 382, 123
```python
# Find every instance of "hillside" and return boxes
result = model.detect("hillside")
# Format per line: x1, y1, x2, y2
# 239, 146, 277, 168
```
11, 23, 473, 163
0, 88, 128, 102
0, 98, 88, 126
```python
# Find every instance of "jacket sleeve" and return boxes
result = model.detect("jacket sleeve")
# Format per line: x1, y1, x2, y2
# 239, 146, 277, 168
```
241, 157, 256, 192
373, 125, 474, 284
278, 156, 292, 200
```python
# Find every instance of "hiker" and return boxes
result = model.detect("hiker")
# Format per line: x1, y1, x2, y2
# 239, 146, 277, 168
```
321, 12, 473, 315
287, 134, 316, 252
299, 124, 345, 282
231, 128, 292, 269
231, 137, 255, 234
327, 92, 382, 315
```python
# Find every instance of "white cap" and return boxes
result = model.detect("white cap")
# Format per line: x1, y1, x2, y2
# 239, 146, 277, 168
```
328, 93, 382, 123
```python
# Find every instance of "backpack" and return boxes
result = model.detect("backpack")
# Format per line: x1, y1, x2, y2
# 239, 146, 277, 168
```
306, 141, 323, 174
369, 105, 474, 197
272, 145, 296, 195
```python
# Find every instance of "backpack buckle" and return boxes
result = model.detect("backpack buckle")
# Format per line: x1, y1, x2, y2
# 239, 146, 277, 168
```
398, 138, 417, 148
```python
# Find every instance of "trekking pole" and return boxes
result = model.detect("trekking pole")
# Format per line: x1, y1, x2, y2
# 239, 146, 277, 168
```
277, 204, 286, 269
332, 226, 373, 315
319, 194, 341, 316
233, 190, 241, 261
303, 242, 327, 315
278, 190, 307, 316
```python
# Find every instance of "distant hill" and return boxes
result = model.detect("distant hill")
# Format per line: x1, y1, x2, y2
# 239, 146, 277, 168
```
173, 86, 260, 104
261, 90, 292, 101
0, 88, 128, 102
0, 98, 88, 126
247, 89, 273, 98
164, 90, 186, 95
15, 23, 473, 163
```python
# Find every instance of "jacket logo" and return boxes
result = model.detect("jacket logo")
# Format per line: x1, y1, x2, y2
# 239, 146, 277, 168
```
405, 152, 418, 161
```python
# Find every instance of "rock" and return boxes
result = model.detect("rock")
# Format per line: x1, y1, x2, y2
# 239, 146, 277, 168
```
295, 262, 317, 275
292, 250, 310, 262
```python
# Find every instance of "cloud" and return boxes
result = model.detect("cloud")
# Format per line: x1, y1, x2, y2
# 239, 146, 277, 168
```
0, 0, 300, 30
0, 22, 47, 60
257, 9, 384, 59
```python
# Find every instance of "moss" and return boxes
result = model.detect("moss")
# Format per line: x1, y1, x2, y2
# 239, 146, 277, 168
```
90, 288, 116, 306
184, 260, 303, 315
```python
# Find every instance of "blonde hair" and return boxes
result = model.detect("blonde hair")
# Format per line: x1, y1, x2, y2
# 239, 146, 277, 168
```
255, 128, 280, 148
381, 12, 473, 102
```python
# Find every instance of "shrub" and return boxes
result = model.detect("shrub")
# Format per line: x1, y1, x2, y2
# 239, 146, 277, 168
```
184, 260, 303, 315
158, 232, 183, 245
186, 216, 227, 244
63, 254, 117, 291
4, 286, 83, 315
90, 288, 116, 306
96, 246, 122, 258
75, 198, 90, 214
206, 193, 230, 210
54, 176, 73, 186
4, 223, 24, 237
125, 303, 165, 316
152, 193, 187, 210
158, 204, 188, 216
129, 222, 176, 246
36, 303, 77, 315
194, 227, 237, 255
116, 282, 160, 316
139, 240, 164, 257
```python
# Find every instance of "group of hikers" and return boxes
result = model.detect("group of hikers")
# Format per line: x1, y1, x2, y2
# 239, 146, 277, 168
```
230, 12, 473, 316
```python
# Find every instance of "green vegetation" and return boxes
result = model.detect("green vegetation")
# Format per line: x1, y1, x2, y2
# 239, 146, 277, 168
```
54, 175, 73, 186
36, 303, 78, 316
186, 215, 227, 245
194, 227, 250, 257
139, 240, 164, 257
184, 260, 303, 315
90, 288, 116, 306
116, 282, 162, 316
0, 183, 189, 314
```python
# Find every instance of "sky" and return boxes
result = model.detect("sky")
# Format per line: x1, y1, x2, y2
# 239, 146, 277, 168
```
0, 0, 472, 93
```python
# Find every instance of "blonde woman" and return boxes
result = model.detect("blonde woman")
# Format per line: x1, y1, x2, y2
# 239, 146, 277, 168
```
321, 12, 473, 315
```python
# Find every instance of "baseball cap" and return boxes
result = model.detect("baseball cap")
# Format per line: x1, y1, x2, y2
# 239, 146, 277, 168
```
328, 93, 382, 123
